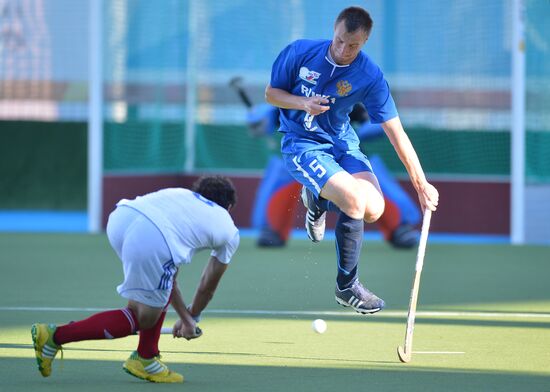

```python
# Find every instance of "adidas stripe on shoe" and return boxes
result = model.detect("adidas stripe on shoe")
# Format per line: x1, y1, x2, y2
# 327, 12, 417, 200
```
335, 280, 385, 314
31, 323, 62, 377
123, 351, 183, 383
301, 186, 326, 243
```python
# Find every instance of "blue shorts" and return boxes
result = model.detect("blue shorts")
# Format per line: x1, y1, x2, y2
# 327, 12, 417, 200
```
281, 134, 373, 197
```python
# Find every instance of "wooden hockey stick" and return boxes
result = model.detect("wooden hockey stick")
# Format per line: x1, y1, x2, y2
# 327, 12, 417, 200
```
397, 209, 432, 363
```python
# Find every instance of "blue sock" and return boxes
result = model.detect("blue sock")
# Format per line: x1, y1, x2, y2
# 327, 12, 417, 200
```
335, 212, 364, 289
317, 197, 340, 213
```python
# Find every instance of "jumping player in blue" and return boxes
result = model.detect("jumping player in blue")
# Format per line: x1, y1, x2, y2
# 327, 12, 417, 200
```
265, 6, 439, 314
246, 102, 422, 248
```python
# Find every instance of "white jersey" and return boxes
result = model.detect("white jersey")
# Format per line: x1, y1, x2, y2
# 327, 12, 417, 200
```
117, 188, 239, 266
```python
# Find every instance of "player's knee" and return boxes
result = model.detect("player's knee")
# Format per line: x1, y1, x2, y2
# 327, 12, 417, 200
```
128, 301, 162, 330
136, 313, 159, 330
364, 197, 385, 223
340, 192, 367, 220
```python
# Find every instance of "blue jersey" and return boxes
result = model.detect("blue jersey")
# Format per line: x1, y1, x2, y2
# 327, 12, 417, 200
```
270, 39, 398, 146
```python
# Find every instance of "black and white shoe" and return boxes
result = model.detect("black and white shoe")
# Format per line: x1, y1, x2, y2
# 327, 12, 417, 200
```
335, 280, 385, 314
300, 186, 326, 243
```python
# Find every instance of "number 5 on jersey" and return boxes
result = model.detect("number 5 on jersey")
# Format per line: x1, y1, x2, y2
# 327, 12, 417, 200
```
309, 159, 326, 178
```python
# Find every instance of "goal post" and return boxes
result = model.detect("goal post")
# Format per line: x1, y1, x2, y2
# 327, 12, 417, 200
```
87, 0, 104, 233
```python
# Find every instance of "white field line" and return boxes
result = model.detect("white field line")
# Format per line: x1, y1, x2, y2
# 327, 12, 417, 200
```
1, 306, 550, 319
413, 351, 466, 355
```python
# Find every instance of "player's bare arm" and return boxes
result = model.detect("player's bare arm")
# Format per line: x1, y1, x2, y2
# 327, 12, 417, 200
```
265, 84, 330, 115
189, 256, 228, 317
170, 275, 200, 340
381, 116, 439, 211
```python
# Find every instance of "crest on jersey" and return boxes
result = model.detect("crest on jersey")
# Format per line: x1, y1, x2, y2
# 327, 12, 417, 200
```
336, 80, 352, 96
299, 67, 321, 85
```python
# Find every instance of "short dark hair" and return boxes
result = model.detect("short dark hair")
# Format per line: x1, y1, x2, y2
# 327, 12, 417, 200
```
335, 6, 373, 36
192, 175, 237, 210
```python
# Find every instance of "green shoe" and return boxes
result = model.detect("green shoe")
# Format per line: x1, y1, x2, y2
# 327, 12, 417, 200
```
123, 351, 183, 383
31, 323, 62, 377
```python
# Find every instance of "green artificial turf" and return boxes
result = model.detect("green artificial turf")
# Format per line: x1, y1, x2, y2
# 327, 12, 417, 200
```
1, 233, 549, 391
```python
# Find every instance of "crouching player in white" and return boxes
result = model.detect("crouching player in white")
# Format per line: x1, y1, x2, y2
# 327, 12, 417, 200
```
31, 176, 239, 383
